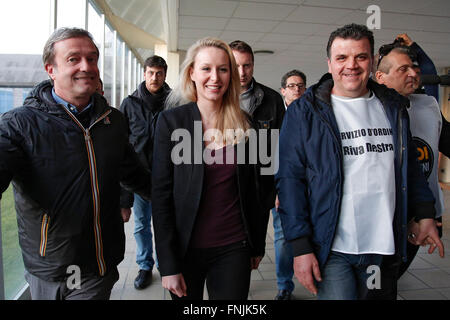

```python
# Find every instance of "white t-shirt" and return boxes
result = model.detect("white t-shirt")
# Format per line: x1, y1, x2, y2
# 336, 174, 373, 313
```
331, 92, 396, 255
408, 94, 443, 218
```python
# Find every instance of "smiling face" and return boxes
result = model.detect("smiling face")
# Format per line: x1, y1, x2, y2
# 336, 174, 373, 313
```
144, 66, 166, 94
376, 51, 418, 97
327, 37, 373, 98
45, 36, 99, 107
190, 46, 231, 107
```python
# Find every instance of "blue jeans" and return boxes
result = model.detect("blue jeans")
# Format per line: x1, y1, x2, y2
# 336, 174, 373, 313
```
272, 208, 294, 292
317, 251, 384, 300
133, 194, 155, 271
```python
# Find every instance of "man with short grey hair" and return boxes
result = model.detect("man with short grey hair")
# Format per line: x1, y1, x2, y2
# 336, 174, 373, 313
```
0, 27, 151, 300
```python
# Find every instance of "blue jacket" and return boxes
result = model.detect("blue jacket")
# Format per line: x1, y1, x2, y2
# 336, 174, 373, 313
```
275, 73, 435, 268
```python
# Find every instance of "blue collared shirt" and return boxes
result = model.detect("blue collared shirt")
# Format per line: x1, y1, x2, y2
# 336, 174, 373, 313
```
52, 89, 93, 115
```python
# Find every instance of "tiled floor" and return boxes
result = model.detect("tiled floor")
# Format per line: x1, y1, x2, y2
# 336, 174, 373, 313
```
111, 189, 450, 300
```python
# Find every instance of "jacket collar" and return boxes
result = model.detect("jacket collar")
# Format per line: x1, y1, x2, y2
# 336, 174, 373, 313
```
132, 81, 171, 112
252, 79, 265, 107
24, 80, 110, 118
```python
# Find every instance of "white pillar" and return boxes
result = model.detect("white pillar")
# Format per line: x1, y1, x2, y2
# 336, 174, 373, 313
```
112, 31, 117, 108
155, 44, 179, 88
121, 43, 126, 101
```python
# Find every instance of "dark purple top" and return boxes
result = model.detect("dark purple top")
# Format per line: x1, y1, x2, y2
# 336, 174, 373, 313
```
189, 145, 246, 248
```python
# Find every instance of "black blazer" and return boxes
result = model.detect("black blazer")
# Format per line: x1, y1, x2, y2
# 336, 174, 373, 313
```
152, 102, 268, 276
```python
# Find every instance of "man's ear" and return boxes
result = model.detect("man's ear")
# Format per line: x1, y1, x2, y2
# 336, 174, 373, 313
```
327, 58, 331, 73
280, 87, 286, 97
45, 63, 57, 81
375, 70, 384, 84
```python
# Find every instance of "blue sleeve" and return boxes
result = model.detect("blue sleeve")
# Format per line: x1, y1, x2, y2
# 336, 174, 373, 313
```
411, 42, 439, 101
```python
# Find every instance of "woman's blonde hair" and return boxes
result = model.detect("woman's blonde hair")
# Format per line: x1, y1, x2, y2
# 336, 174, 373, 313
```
166, 37, 250, 145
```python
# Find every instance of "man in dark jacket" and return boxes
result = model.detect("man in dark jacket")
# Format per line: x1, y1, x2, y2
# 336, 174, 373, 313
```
119, 55, 171, 289
276, 24, 443, 300
229, 40, 285, 241
0, 27, 151, 300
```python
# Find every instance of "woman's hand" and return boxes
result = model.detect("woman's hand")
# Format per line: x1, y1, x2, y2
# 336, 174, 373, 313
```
162, 273, 187, 298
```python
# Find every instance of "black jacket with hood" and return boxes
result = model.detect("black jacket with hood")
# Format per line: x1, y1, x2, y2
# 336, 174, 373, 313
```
0, 80, 151, 281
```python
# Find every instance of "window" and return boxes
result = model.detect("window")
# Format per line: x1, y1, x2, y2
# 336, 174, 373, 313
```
0, 1, 51, 299
57, 0, 86, 29
104, 23, 114, 104
116, 37, 123, 108
0, 89, 13, 114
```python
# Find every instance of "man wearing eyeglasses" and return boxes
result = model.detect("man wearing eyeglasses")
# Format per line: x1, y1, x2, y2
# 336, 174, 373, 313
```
280, 70, 307, 108
375, 43, 449, 281
276, 23, 443, 300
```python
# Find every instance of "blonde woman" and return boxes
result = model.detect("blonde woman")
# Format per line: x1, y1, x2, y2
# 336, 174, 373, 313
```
152, 38, 268, 300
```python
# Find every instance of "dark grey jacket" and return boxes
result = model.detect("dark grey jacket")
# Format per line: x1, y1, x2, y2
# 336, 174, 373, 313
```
244, 79, 285, 213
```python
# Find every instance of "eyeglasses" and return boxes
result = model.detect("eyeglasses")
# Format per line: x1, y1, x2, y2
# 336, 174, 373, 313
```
286, 83, 305, 89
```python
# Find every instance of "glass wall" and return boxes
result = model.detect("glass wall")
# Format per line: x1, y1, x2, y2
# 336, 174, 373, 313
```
104, 23, 115, 104
57, 0, 86, 29
0, 0, 144, 300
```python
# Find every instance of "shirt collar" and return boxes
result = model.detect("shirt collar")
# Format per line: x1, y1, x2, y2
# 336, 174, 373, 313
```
52, 89, 93, 115
241, 79, 255, 96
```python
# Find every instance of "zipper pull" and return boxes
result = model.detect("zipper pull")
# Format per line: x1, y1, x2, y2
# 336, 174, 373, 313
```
84, 130, 91, 141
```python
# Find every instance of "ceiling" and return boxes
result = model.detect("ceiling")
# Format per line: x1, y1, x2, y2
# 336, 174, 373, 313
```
105, 0, 450, 91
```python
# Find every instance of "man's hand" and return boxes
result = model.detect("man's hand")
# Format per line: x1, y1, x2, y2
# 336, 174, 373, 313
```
162, 273, 187, 298
408, 218, 444, 257
293, 253, 322, 295
396, 33, 413, 46
121, 208, 132, 222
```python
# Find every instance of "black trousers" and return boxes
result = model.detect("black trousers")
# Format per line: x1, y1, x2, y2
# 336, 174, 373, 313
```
366, 254, 401, 300
171, 240, 251, 300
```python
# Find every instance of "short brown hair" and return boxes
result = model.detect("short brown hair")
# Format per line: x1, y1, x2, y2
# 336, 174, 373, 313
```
229, 40, 254, 62
144, 55, 167, 73
43, 27, 98, 66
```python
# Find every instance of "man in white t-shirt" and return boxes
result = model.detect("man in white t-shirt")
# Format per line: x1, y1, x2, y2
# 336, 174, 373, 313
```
375, 45, 448, 278
276, 23, 444, 300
